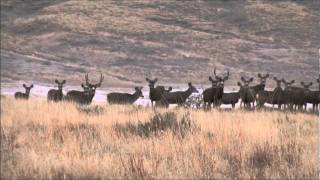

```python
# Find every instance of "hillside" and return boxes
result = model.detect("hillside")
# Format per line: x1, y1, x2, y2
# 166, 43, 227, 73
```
1, 0, 319, 88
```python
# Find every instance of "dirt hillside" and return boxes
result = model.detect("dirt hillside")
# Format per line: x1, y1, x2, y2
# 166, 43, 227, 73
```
1, 0, 319, 88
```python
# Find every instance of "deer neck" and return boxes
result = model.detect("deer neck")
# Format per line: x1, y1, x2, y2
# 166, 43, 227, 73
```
182, 88, 193, 99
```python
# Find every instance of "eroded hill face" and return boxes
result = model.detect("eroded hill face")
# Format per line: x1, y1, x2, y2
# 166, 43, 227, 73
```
1, 0, 319, 88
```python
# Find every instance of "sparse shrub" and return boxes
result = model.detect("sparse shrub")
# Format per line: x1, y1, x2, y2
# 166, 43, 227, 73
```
183, 94, 204, 109
77, 105, 104, 116
113, 111, 199, 138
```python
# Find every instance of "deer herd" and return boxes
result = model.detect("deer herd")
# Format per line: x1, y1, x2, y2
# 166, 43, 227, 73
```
13, 70, 320, 112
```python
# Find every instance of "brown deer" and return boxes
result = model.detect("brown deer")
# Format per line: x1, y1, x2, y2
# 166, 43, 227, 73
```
156, 82, 198, 108
14, 84, 33, 100
65, 84, 93, 104
239, 77, 255, 108
107, 87, 144, 104
146, 78, 172, 107
203, 69, 229, 109
66, 73, 103, 104
256, 77, 285, 109
47, 80, 66, 102
301, 81, 319, 111
282, 79, 305, 110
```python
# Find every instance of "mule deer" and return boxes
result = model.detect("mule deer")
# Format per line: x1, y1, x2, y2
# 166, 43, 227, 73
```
239, 77, 255, 108
47, 80, 66, 102
84, 73, 104, 103
203, 69, 229, 109
107, 87, 144, 104
14, 84, 33, 100
282, 79, 305, 110
65, 84, 93, 104
65, 73, 103, 104
156, 82, 198, 108
256, 77, 285, 109
146, 78, 172, 106
301, 81, 319, 111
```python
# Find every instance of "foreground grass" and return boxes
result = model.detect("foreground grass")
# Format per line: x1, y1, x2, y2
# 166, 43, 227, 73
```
1, 97, 318, 179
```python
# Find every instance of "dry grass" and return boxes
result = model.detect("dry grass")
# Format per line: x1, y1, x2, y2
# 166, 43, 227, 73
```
1, 97, 318, 179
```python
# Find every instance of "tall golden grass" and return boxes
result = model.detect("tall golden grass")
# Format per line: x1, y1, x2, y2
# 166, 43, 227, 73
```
1, 97, 318, 179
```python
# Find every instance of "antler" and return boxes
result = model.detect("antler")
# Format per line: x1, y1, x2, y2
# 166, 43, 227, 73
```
96, 72, 104, 87
85, 73, 89, 85
213, 68, 217, 76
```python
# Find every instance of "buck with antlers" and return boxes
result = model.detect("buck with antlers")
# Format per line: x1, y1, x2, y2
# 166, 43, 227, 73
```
107, 87, 144, 104
65, 73, 103, 104
14, 84, 34, 100
146, 78, 172, 107
156, 82, 198, 108
203, 69, 229, 109
47, 80, 66, 102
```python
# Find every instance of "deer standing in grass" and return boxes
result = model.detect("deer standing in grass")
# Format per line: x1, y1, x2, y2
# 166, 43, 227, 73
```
203, 69, 229, 109
146, 78, 172, 107
66, 73, 103, 104
301, 81, 319, 111
282, 79, 305, 110
239, 77, 255, 108
14, 84, 33, 100
256, 77, 285, 109
47, 80, 66, 102
107, 87, 144, 104
156, 82, 198, 108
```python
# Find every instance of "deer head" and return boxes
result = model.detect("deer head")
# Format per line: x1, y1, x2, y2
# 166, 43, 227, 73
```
258, 73, 269, 85
23, 84, 34, 95
241, 77, 253, 86
146, 78, 158, 88
134, 87, 144, 97
273, 77, 282, 87
209, 76, 219, 87
282, 79, 295, 89
300, 81, 313, 90
213, 68, 229, 86
85, 73, 104, 91
188, 82, 199, 93
55, 80, 66, 90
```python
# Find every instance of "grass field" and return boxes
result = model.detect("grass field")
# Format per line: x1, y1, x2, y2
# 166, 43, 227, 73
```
1, 97, 318, 179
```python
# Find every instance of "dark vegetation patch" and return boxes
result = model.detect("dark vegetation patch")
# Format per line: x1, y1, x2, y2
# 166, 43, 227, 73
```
113, 111, 199, 138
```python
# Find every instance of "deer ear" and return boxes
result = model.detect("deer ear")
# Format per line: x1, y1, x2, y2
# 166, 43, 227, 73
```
291, 80, 295, 84
249, 77, 254, 82
23, 84, 26, 88
188, 82, 192, 87
81, 84, 85, 88
146, 78, 150, 82
154, 78, 158, 82
30, 84, 34, 88
209, 76, 213, 81
241, 77, 245, 82
301, 81, 304, 86
62, 80, 66, 84
237, 82, 242, 86
309, 82, 313, 86
266, 74, 269, 78
282, 79, 286, 83
258, 73, 262, 78
273, 77, 277, 81
55, 80, 59, 84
